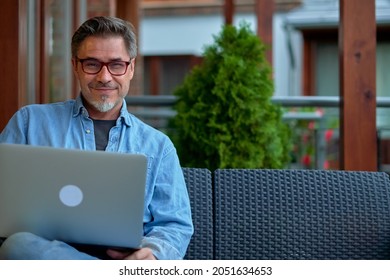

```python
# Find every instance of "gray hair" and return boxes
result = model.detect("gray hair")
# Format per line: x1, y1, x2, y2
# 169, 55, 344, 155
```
71, 16, 137, 59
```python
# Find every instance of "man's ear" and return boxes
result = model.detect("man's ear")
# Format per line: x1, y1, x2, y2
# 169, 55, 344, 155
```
128, 58, 136, 79
71, 58, 78, 76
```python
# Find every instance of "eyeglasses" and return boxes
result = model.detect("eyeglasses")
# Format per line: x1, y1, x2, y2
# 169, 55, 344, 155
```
76, 57, 132, 76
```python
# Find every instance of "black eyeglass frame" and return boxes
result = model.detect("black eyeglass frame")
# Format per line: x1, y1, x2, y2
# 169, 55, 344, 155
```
75, 57, 132, 76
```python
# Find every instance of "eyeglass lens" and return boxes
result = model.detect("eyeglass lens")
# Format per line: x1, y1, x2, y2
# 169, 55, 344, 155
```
81, 59, 129, 75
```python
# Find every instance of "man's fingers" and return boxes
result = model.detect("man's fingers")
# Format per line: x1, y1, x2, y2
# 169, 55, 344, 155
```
106, 249, 130, 259
125, 248, 156, 260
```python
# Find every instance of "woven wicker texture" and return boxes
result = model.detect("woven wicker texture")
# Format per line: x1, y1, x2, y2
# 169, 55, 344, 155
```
182, 168, 213, 259
214, 169, 390, 259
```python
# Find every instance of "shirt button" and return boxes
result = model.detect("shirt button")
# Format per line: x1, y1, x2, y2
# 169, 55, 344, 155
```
86, 129, 91, 134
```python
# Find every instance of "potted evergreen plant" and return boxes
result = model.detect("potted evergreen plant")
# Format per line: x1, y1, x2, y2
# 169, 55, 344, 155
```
169, 22, 291, 171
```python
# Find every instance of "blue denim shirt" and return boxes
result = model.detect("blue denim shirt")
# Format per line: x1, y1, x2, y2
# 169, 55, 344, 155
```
0, 96, 193, 260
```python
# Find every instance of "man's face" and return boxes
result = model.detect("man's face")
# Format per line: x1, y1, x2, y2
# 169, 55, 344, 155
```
72, 35, 135, 119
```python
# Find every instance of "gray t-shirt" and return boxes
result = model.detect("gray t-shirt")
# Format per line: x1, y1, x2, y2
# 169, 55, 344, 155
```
92, 119, 116, 151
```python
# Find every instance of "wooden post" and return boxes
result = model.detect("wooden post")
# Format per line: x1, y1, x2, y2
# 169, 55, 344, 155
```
0, 0, 25, 131
224, 0, 234, 25
339, 0, 377, 171
116, 0, 142, 96
256, 0, 274, 67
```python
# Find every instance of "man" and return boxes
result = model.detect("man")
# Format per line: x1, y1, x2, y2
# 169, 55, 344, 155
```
0, 16, 193, 260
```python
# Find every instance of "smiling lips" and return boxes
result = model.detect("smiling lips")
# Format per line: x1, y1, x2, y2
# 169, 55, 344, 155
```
92, 85, 117, 96
94, 84, 116, 90
95, 87, 115, 92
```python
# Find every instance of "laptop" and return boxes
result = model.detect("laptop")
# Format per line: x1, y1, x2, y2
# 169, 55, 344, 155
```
0, 143, 147, 250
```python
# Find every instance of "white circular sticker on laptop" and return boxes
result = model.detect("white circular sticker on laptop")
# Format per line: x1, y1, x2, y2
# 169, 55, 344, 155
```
59, 185, 83, 207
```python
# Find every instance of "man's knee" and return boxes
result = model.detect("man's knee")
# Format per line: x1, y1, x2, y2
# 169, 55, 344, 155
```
6, 231, 41, 242
0, 232, 98, 260
0, 232, 45, 259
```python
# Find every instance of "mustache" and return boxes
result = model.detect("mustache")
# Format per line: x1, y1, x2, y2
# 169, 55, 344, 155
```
89, 82, 116, 89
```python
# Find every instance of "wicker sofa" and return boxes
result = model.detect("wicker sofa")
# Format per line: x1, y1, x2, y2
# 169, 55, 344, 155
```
182, 168, 390, 260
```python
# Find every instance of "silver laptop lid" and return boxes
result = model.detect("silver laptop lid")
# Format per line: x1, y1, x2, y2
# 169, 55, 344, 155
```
0, 143, 147, 249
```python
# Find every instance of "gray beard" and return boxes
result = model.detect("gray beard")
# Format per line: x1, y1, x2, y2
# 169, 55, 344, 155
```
91, 100, 116, 112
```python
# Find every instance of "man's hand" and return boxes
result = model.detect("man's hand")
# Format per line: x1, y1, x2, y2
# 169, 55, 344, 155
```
106, 248, 156, 260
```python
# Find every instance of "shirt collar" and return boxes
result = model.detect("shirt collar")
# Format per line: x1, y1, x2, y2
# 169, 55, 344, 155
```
119, 98, 132, 127
72, 95, 132, 127
73, 95, 88, 117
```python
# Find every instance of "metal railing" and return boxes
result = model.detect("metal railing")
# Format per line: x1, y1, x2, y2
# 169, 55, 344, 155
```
125, 95, 390, 170
126, 95, 390, 108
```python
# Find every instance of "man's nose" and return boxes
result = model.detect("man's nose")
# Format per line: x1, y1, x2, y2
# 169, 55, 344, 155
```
96, 65, 112, 82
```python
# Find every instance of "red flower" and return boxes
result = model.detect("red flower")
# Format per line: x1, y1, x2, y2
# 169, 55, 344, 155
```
323, 160, 329, 170
325, 129, 333, 142
301, 154, 311, 166
308, 121, 315, 130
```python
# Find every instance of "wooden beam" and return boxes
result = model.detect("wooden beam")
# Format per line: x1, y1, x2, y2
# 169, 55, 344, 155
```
71, 0, 83, 99
150, 56, 160, 96
224, 0, 234, 25
38, 0, 51, 103
116, 0, 139, 32
116, 0, 143, 96
339, 0, 377, 171
256, 0, 274, 66
0, 0, 25, 131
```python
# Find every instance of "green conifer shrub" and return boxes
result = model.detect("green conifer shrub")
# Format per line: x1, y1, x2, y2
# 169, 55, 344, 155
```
169, 22, 291, 170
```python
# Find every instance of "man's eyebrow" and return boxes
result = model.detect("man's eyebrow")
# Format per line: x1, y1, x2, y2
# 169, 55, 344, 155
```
79, 56, 98, 60
82, 57, 127, 62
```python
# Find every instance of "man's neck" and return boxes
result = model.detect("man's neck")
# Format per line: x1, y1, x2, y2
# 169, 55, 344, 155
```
88, 108, 120, 120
